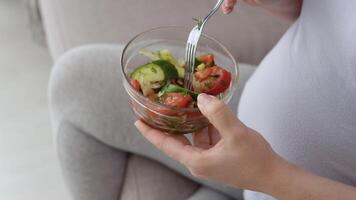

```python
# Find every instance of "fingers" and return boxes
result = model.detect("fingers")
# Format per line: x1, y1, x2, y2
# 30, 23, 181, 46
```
221, 0, 237, 14
193, 125, 222, 148
193, 127, 212, 149
208, 124, 222, 145
197, 94, 246, 139
135, 120, 199, 165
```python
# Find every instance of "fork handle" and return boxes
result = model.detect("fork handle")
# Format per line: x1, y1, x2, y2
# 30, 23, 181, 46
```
201, 0, 225, 28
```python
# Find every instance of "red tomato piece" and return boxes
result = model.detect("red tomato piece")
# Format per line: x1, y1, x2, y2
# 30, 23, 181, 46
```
160, 93, 193, 108
130, 79, 141, 91
195, 67, 213, 80
194, 66, 231, 95
199, 54, 215, 66
148, 93, 193, 118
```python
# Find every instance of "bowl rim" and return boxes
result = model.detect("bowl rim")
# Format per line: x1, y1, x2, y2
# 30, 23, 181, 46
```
120, 26, 239, 112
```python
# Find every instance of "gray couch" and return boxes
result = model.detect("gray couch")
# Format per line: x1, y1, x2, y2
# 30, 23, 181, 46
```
40, 1, 290, 199
40, 0, 290, 64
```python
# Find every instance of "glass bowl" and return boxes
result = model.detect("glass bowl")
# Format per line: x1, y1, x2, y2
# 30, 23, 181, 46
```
121, 26, 239, 134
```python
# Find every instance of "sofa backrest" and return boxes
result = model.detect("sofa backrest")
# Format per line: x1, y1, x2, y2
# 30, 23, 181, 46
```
40, 0, 291, 64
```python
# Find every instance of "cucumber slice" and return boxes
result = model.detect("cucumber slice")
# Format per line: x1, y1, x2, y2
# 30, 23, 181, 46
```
131, 60, 178, 83
130, 60, 179, 96
159, 49, 185, 78
158, 83, 198, 101
196, 63, 206, 71
131, 63, 165, 83
195, 58, 202, 68
152, 60, 179, 81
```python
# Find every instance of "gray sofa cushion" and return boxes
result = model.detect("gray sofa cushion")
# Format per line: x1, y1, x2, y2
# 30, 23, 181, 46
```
40, 0, 291, 64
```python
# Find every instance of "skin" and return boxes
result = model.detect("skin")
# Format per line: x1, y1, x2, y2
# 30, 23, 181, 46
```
135, 94, 356, 199
135, 1, 356, 199
221, 0, 303, 21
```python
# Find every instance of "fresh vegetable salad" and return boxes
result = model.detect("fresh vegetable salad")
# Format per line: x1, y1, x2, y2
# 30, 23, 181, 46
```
130, 49, 232, 109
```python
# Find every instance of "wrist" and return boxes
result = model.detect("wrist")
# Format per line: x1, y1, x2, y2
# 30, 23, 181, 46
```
259, 155, 301, 199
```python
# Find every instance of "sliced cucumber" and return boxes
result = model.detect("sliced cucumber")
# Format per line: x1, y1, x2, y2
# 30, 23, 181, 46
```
131, 60, 178, 82
151, 60, 179, 81
131, 63, 165, 82
195, 58, 202, 68
196, 63, 206, 71
159, 49, 185, 78
130, 60, 179, 96
158, 83, 198, 101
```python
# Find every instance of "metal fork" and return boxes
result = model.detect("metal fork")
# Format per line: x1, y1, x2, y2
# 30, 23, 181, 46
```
184, 0, 225, 90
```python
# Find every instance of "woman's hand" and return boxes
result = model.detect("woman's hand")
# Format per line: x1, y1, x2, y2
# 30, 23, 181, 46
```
221, 0, 303, 21
135, 94, 285, 192
135, 94, 356, 199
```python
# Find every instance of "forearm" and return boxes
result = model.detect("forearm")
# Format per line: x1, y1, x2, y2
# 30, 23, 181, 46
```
254, 0, 303, 21
264, 157, 356, 199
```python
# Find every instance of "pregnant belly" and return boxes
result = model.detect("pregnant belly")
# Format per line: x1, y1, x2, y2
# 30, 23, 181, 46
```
238, 54, 356, 189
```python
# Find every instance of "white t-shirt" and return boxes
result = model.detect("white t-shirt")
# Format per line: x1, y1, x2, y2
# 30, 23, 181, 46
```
238, 1, 356, 199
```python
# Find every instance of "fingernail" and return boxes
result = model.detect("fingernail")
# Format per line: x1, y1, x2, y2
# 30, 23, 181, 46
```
134, 120, 140, 127
198, 93, 213, 106
225, 8, 233, 14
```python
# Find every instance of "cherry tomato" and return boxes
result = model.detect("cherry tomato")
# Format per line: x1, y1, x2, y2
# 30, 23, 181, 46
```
160, 93, 193, 108
194, 66, 231, 95
130, 79, 140, 91
147, 93, 193, 118
198, 54, 215, 67
195, 68, 212, 80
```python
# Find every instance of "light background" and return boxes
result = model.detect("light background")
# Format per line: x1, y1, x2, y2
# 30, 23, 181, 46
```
0, 0, 70, 199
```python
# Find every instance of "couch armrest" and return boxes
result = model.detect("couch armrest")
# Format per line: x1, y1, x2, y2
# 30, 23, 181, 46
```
26, 0, 46, 46
40, 0, 290, 64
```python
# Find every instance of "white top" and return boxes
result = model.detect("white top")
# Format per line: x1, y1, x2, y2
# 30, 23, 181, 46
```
238, 0, 356, 199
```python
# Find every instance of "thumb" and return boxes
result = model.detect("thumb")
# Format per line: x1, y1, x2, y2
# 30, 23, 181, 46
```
197, 93, 245, 138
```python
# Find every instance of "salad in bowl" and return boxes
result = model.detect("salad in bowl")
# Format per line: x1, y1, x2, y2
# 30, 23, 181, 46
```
130, 49, 231, 109
121, 27, 238, 133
